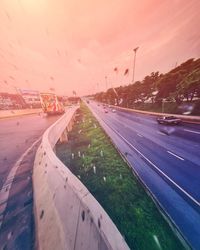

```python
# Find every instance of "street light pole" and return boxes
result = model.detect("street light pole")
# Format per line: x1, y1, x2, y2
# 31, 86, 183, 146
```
105, 76, 108, 91
162, 99, 164, 113
132, 47, 139, 84
96, 82, 99, 92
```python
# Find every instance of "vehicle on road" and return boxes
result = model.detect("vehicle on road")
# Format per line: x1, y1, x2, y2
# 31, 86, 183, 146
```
104, 109, 108, 113
40, 93, 65, 115
112, 109, 116, 113
157, 116, 181, 125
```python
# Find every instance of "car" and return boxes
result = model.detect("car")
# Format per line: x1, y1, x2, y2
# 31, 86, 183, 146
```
112, 109, 116, 113
157, 116, 181, 125
104, 109, 108, 113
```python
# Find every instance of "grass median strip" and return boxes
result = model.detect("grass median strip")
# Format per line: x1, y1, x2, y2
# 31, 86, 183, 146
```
56, 103, 184, 250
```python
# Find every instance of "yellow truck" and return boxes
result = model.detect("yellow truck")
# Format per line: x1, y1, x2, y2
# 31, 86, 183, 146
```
40, 93, 65, 115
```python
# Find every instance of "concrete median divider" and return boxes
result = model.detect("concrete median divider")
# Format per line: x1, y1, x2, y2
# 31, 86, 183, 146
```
33, 105, 129, 250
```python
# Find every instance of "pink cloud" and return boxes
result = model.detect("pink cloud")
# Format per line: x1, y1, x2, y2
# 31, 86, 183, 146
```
0, 0, 200, 95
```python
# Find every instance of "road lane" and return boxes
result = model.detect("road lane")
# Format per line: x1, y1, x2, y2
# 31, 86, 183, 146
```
102, 107, 200, 165
100, 112, 200, 202
0, 113, 61, 249
95, 105, 200, 201
117, 109, 200, 143
87, 101, 200, 249
0, 113, 60, 188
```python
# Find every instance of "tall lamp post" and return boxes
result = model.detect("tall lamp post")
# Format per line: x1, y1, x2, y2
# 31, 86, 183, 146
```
105, 76, 108, 91
132, 47, 139, 84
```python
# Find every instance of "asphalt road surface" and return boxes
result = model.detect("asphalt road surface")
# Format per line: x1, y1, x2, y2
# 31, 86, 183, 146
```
0, 113, 61, 249
87, 101, 200, 250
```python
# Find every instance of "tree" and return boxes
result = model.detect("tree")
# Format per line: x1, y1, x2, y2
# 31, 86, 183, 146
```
177, 69, 200, 101
93, 58, 200, 108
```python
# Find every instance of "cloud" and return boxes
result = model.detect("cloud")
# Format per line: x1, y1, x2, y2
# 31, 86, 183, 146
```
0, 0, 200, 95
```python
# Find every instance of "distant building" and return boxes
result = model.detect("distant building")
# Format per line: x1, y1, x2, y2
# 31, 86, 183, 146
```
19, 89, 41, 108
0, 94, 13, 109
0, 92, 26, 109
57, 95, 69, 106
68, 96, 81, 104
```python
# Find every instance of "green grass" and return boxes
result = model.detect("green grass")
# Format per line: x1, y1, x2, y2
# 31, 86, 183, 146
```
56, 103, 185, 250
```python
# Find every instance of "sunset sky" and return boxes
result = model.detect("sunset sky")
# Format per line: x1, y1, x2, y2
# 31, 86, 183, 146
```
0, 0, 200, 96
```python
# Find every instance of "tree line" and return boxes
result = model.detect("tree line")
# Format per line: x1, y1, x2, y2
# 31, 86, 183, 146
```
93, 58, 200, 113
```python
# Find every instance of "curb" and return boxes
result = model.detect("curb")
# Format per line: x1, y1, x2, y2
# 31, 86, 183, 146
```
0, 109, 42, 119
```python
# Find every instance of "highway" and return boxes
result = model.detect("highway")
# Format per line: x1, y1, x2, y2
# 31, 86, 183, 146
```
0, 113, 61, 249
87, 101, 200, 250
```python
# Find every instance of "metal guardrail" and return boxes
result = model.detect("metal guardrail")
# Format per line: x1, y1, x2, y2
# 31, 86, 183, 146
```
33, 106, 129, 250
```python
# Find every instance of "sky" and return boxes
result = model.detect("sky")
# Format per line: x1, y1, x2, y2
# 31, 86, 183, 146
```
0, 0, 200, 96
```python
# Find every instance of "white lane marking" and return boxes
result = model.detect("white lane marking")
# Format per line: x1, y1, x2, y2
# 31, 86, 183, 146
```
184, 129, 200, 135
157, 131, 166, 136
167, 151, 185, 161
0, 137, 41, 227
137, 133, 143, 137
153, 235, 162, 250
101, 120, 200, 208
90, 105, 200, 207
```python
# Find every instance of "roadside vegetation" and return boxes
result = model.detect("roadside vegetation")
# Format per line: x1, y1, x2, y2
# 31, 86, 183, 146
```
56, 103, 185, 250
94, 58, 200, 115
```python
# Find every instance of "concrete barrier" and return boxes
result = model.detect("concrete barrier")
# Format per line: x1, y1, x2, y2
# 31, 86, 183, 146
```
33, 106, 129, 250
0, 108, 42, 119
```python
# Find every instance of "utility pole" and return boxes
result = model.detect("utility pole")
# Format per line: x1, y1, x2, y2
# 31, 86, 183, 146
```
162, 99, 165, 113
105, 76, 108, 91
96, 83, 99, 92
132, 47, 139, 84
